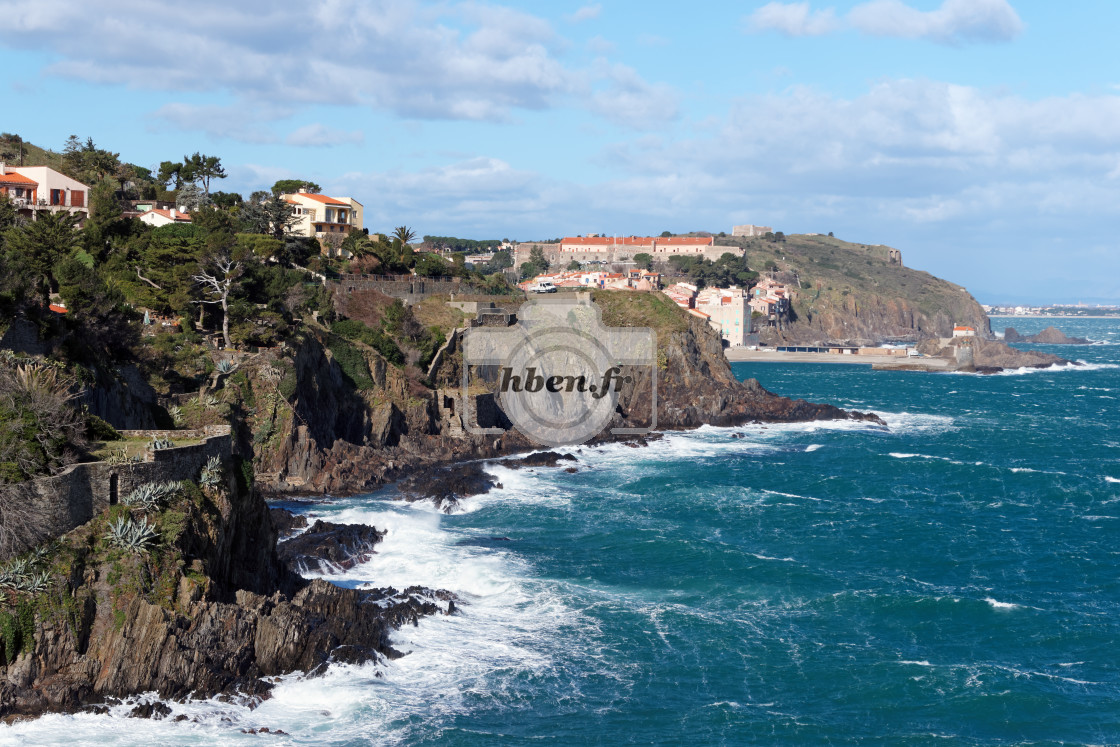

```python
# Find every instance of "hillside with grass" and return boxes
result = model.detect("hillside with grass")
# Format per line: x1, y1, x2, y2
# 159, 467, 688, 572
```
716, 233, 990, 344
0, 134, 66, 170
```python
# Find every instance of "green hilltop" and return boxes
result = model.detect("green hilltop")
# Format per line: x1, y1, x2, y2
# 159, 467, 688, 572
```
715, 233, 990, 343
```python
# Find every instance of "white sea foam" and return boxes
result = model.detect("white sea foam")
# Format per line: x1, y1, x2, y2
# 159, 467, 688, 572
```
888, 452, 977, 467
988, 361, 1120, 376
984, 597, 1019, 610
1105, 477, 1120, 484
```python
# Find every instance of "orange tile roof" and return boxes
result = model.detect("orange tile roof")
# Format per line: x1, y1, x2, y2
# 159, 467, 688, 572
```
0, 171, 37, 186
656, 237, 714, 246
144, 208, 192, 222
563, 236, 649, 246
561, 235, 714, 247
288, 193, 349, 207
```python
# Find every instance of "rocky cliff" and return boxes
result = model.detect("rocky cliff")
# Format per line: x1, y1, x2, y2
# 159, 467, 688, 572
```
231, 293, 877, 496
716, 234, 991, 345
0, 461, 451, 719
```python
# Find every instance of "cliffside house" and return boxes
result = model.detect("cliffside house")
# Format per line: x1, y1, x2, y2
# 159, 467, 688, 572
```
663, 282, 698, 310
0, 163, 89, 224
696, 286, 751, 347
953, 326, 976, 338
281, 189, 364, 257
750, 278, 791, 321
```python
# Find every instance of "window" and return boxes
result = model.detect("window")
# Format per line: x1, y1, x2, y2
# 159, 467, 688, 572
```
50, 189, 63, 206
71, 190, 84, 208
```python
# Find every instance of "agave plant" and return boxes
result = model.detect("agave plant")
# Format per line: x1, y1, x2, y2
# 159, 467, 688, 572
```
199, 456, 223, 488
216, 359, 236, 375
105, 447, 140, 466
150, 437, 176, 450
0, 559, 29, 590
104, 516, 159, 553
168, 405, 184, 425
23, 572, 52, 594
122, 480, 182, 511
201, 394, 220, 408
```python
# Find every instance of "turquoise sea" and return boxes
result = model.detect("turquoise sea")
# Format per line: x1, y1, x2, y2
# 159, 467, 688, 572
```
5, 317, 1120, 746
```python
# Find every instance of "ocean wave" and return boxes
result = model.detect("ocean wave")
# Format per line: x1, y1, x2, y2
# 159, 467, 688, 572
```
989, 361, 1120, 376
1105, 476, 1120, 484
983, 597, 1020, 610
888, 452, 980, 467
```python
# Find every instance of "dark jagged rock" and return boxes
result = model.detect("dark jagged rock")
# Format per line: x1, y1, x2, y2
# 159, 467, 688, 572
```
1005, 326, 1089, 345
0, 472, 453, 720
503, 451, 577, 469
269, 508, 309, 539
276, 520, 384, 574
129, 701, 171, 719
396, 463, 497, 513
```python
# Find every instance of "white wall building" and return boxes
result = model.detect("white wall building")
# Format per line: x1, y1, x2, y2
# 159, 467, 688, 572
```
0, 164, 90, 223
732, 224, 772, 237
695, 286, 751, 347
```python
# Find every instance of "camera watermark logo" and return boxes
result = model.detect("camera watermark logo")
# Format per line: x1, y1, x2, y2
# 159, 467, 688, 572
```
462, 297, 657, 446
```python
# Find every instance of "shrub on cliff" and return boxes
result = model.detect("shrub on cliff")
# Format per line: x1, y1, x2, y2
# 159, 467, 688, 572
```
0, 363, 86, 483
330, 319, 404, 367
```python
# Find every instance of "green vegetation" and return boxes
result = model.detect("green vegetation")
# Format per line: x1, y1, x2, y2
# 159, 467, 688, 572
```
331, 318, 405, 368
715, 233, 980, 325
422, 236, 504, 252
666, 252, 758, 289
592, 290, 690, 343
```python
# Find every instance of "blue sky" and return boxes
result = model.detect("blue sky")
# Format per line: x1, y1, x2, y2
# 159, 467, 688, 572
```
2, 0, 1119, 303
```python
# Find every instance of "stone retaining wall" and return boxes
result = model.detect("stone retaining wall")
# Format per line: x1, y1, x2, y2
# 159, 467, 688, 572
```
17, 427, 233, 555
333, 275, 487, 302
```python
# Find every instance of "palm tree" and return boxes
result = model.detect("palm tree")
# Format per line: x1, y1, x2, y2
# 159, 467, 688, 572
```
393, 225, 417, 245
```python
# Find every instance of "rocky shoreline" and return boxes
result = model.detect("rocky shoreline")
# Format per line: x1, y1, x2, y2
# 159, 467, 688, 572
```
0, 309, 883, 723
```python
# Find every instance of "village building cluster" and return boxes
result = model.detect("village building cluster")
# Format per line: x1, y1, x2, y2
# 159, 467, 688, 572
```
514, 234, 736, 269
658, 278, 792, 347
517, 268, 663, 292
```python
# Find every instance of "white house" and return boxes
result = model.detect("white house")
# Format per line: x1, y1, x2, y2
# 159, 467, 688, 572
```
0, 163, 89, 223
138, 208, 192, 227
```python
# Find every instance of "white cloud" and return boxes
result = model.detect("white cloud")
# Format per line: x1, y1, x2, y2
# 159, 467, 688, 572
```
0, 0, 577, 121
285, 124, 365, 147
848, 0, 1024, 44
748, 2, 839, 37
587, 62, 679, 130
570, 4, 602, 23
0, 0, 676, 134
147, 103, 289, 144
747, 0, 1024, 44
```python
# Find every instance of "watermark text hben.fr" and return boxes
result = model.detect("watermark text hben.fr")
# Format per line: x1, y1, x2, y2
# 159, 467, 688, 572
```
498, 366, 633, 400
